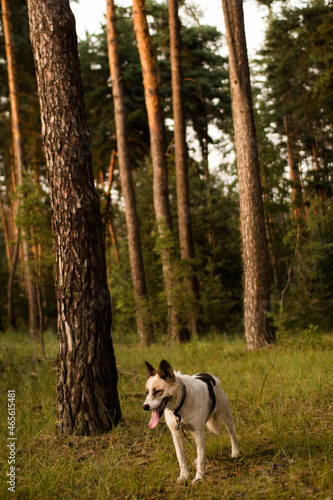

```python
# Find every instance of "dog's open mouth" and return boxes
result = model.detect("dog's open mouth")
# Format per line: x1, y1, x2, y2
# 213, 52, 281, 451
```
149, 397, 169, 429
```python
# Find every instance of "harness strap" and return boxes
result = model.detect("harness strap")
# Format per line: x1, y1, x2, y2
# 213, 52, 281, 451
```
194, 373, 216, 415
173, 383, 186, 430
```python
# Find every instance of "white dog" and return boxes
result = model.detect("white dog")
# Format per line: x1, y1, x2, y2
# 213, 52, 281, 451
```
143, 359, 239, 484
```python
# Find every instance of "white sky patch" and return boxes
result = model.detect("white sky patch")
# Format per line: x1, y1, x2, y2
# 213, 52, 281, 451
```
70, 0, 267, 59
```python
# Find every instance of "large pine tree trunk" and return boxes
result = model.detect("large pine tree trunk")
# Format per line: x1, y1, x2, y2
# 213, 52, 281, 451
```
27, 0, 121, 434
1, 0, 40, 339
132, 0, 183, 340
106, 0, 154, 346
221, 0, 275, 349
168, 0, 199, 335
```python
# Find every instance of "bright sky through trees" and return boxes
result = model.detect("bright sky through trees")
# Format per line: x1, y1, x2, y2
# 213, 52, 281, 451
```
71, 0, 267, 58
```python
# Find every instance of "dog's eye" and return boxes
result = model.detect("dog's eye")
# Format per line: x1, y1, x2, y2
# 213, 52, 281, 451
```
145, 389, 148, 395
153, 389, 163, 396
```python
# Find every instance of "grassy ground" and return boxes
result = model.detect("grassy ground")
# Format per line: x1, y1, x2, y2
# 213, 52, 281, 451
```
0, 329, 333, 499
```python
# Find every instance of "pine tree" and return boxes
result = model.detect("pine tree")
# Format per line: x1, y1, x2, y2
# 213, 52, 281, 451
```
132, 0, 184, 340
221, 0, 275, 349
168, 0, 199, 335
106, 0, 154, 345
27, 0, 121, 434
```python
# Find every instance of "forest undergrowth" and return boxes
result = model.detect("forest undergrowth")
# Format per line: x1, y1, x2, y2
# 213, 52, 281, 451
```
0, 329, 332, 499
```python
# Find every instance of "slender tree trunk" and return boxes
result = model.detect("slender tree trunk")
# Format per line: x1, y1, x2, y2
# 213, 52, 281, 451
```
8, 240, 19, 329
0, 305, 3, 331
132, 0, 182, 340
27, 0, 121, 434
108, 218, 120, 262
261, 170, 280, 290
22, 242, 40, 341
1, 0, 40, 340
307, 114, 325, 216
0, 193, 19, 326
168, 0, 199, 335
282, 105, 305, 222
1, 0, 25, 179
0, 193, 11, 266
221, 0, 275, 349
106, 0, 154, 345
103, 149, 116, 217
2, 0, 21, 329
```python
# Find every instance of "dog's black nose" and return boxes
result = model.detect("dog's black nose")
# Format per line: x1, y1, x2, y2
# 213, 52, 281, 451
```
142, 404, 150, 411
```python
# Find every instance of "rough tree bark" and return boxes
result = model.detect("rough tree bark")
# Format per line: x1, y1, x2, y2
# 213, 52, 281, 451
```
27, 0, 121, 434
132, 0, 183, 340
106, 0, 154, 346
168, 0, 199, 335
221, 0, 275, 349
1, 0, 40, 339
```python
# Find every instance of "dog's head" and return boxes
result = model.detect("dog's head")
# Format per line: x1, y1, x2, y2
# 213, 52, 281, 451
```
143, 359, 175, 429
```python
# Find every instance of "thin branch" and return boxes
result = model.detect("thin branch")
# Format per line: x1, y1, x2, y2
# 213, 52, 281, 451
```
280, 225, 300, 313
165, 137, 175, 157
25, 135, 38, 166
259, 355, 277, 397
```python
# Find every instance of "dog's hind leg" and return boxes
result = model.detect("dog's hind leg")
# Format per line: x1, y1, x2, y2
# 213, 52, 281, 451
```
171, 430, 189, 484
214, 387, 239, 457
218, 408, 239, 457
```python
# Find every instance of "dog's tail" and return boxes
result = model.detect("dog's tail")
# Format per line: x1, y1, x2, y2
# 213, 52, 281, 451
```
206, 412, 221, 434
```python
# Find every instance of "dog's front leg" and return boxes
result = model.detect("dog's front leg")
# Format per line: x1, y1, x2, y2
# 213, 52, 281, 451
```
171, 430, 189, 484
192, 430, 206, 483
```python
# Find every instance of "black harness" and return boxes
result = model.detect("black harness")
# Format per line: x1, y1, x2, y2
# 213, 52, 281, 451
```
195, 373, 216, 415
172, 373, 216, 430
173, 383, 187, 430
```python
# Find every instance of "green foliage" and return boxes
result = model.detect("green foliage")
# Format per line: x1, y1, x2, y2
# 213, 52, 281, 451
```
190, 170, 243, 333
16, 172, 56, 324
108, 247, 137, 340
273, 199, 333, 331
257, 0, 333, 200
254, 0, 333, 334
297, 324, 323, 348
15, 173, 52, 246
106, 154, 243, 339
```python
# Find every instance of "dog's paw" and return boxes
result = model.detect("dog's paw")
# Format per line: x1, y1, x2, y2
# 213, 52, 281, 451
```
176, 475, 188, 486
192, 475, 204, 484
231, 448, 239, 458
192, 471, 204, 484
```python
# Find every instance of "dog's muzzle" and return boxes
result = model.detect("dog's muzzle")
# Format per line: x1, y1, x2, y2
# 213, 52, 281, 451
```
142, 397, 170, 416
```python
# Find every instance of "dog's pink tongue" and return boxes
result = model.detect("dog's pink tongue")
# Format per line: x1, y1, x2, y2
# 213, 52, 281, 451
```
149, 409, 160, 429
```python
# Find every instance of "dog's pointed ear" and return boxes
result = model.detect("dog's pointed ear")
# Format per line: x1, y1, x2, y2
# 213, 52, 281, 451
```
158, 360, 175, 381
145, 361, 157, 378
